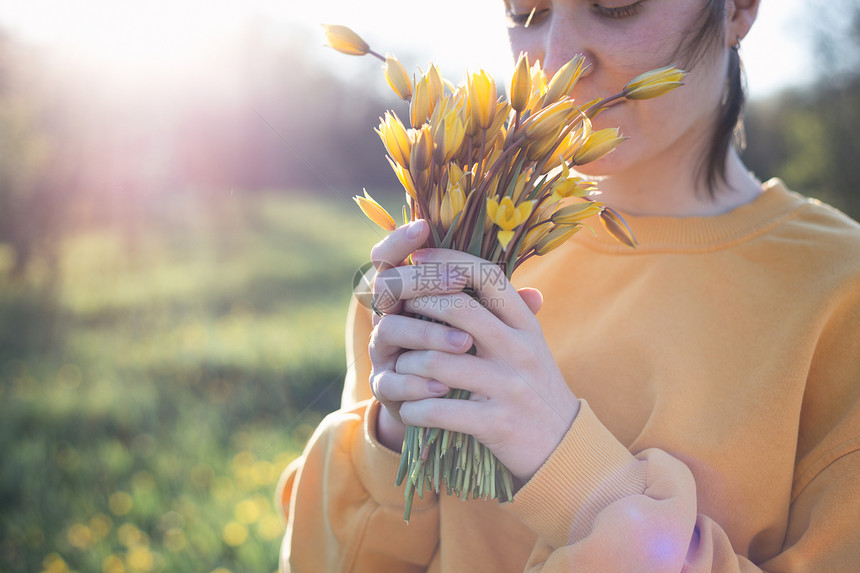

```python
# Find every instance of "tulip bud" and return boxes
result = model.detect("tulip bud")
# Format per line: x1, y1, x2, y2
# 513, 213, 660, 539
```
522, 99, 578, 141
384, 56, 413, 101
322, 24, 370, 56
543, 55, 586, 104
354, 189, 396, 231
510, 53, 531, 113
599, 207, 637, 247
572, 128, 626, 165
410, 75, 433, 127
535, 224, 581, 255
623, 66, 686, 100
468, 70, 497, 130
410, 125, 433, 172
550, 200, 604, 225
376, 112, 412, 169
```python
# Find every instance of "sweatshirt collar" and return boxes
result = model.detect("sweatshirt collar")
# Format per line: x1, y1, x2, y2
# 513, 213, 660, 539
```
578, 178, 808, 253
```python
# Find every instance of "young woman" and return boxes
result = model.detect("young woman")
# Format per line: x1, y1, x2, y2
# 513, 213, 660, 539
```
278, 1, 860, 570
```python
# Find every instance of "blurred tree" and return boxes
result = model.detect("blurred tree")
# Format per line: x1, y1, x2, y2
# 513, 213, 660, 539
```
743, 0, 860, 220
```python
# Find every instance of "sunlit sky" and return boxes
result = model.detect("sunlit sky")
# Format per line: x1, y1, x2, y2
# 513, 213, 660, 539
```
1, 0, 813, 99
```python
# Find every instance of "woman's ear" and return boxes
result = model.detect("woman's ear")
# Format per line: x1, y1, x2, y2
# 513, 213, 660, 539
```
727, 0, 760, 46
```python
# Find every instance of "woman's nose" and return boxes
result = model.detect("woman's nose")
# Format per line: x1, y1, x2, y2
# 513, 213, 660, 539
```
542, 16, 594, 79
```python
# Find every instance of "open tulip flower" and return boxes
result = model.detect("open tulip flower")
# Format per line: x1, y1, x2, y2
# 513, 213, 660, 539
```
325, 24, 684, 521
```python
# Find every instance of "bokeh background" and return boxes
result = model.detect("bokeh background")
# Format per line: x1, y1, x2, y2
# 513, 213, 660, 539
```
0, 1, 858, 572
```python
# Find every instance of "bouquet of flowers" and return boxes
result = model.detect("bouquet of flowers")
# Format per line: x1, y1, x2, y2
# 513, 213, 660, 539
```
323, 24, 685, 521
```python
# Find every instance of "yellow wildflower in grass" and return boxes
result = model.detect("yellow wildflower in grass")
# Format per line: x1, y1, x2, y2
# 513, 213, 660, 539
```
623, 66, 686, 100
572, 127, 626, 165
126, 546, 154, 572
101, 555, 125, 573
321, 24, 369, 56
353, 189, 396, 231
486, 197, 535, 250
109, 491, 133, 516
376, 112, 411, 168
222, 521, 248, 547
384, 55, 412, 100
510, 53, 531, 113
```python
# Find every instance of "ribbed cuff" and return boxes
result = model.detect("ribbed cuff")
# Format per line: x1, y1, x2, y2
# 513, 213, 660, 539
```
353, 400, 438, 512
503, 400, 647, 548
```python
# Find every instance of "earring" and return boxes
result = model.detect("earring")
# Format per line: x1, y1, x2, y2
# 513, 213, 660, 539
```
732, 35, 741, 51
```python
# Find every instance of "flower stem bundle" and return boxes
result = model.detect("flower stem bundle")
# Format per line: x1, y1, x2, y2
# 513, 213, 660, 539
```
324, 24, 685, 521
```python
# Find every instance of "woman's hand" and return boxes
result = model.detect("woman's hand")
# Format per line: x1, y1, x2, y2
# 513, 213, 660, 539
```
367, 221, 576, 482
395, 247, 579, 482
367, 220, 476, 451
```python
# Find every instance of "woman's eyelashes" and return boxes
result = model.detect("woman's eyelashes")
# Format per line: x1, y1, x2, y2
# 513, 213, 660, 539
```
505, 6, 550, 28
593, 1, 645, 19
506, 1, 644, 28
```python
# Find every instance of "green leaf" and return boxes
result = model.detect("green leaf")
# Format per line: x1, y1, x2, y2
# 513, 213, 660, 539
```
439, 212, 463, 249
466, 199, 487, 257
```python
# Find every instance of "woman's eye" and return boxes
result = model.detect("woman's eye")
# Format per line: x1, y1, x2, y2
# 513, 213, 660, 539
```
593, 1, 644, 19
505, 7, 549, 28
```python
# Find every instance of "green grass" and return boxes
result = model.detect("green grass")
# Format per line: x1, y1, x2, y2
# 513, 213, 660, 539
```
0, 191, 387, 573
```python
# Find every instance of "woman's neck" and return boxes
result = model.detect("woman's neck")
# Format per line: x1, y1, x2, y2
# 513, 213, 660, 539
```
592, 148, 762, 218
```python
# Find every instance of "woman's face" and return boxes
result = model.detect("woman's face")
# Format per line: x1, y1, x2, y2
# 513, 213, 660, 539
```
504, 0, 731, 179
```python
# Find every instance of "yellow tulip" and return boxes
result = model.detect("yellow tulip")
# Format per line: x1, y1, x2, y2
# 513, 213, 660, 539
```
410, 125, 433, 172
535, 224, 581, 255
550, 200, 604, 225
354, 189, 396, 231
387, 157, 417, 200
522, 99, 578, 141
572, 128, 626, 165
433, 109, 466, 163
521, 224, 551, 254
510, 53, 531, 113
486, 197, 535, 250
599, 207, 637, 247
623, 66, 686, 100
468, 70, 497, 130
384, 56, 412, 101
440, 185, 467, 229
376, 112, 411, 168
411, 75, 433, 127
321, 25, 369, 56
526, 60, 548, 114
427, 64, 445, 102
543, 55, 586, 104
549, 162, 596, 202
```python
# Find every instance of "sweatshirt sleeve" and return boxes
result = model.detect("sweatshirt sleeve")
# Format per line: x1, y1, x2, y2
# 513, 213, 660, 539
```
279, 399, 439, 573
503, 397, 860, 572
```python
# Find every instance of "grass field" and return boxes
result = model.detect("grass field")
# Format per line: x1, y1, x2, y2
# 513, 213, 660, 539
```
0, 191, 388, 573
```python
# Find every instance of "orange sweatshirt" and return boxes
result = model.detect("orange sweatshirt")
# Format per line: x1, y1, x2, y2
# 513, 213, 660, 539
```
277, 179, 860, 571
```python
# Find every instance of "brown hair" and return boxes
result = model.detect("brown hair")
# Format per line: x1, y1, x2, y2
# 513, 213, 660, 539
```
673, 0, 746, 197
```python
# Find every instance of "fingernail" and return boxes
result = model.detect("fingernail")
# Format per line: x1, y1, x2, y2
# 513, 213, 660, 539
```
406, 220, 425, 240
410, 249, 428, 263
446, 330, 469, 348
427, 380, 448, 394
